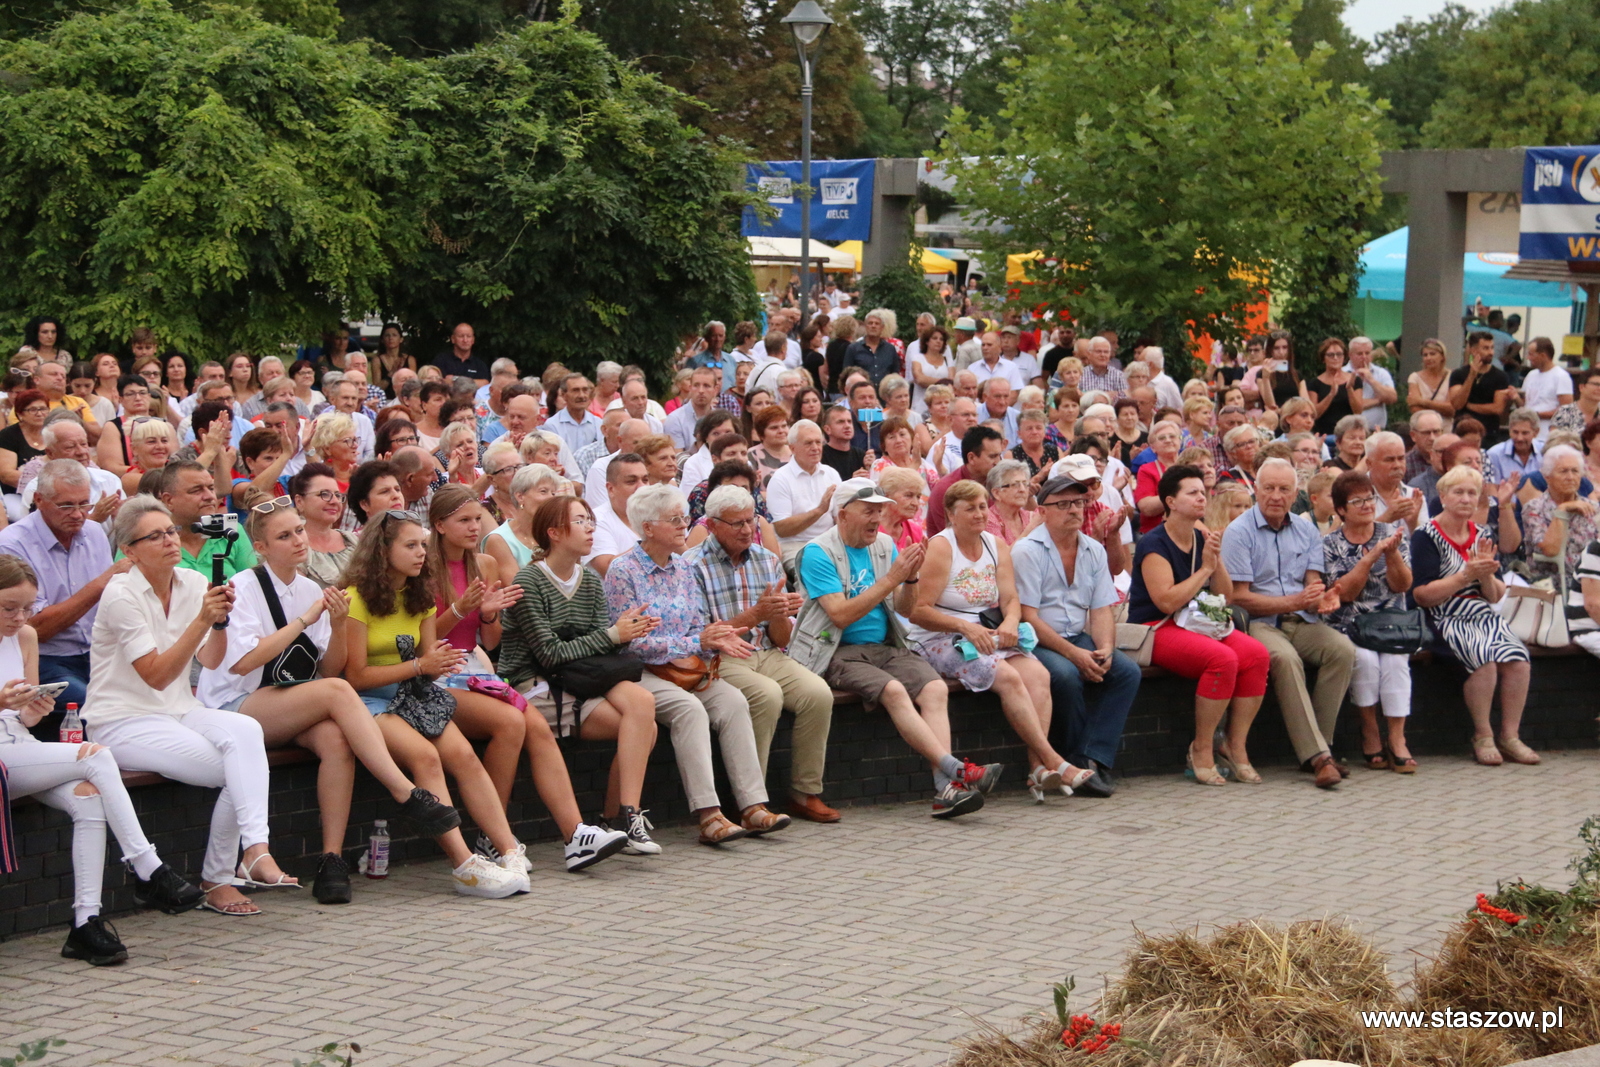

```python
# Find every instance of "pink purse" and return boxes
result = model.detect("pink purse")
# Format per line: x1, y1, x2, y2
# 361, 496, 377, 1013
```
467, 676, 528, 711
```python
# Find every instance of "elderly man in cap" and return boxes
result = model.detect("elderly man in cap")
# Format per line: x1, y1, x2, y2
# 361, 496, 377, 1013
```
790, 478, 1000, 819
952, 316, 983, 371
998, 323, 1043, 388
1013, 460, 1141, 796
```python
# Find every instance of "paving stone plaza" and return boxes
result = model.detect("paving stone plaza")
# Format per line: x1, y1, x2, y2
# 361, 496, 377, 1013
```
1, 750, 1594, 1066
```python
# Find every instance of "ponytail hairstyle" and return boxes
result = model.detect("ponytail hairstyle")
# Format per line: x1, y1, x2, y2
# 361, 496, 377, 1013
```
425, 484, 482, 603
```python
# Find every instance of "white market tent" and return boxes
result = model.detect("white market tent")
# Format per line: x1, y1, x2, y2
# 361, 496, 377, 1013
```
746, 236, 855, 271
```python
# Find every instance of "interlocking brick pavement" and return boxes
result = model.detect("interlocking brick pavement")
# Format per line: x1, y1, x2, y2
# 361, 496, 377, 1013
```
2, 751, 1597, 1067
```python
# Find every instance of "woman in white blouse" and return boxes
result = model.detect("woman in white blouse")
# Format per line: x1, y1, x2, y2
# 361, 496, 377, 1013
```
83, 495, 292, 917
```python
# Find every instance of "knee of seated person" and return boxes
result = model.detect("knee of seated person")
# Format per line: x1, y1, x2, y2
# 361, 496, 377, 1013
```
917, 677, 947, 701
76, 742, 107, 761
72, 780, 100, 797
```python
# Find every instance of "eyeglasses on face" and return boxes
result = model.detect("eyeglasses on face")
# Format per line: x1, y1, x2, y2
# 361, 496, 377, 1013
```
1039, 498, 1089, 511
0, 604, 32, 620
127, 524, 181, 547
711, 515, 757, 530
1344, 495, 1377, 509
645, 515, 689, 529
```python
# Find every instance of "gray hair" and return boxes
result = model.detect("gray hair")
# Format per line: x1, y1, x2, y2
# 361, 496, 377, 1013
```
518, 429, 563, 463
866, 307, 897, 338
1018, 385, 1045, 409
1142, 347, 1165, 370
481, 439, 519, 473
111, 494, 171, 551
788, 418, 821, 446
34, 458, 89, 500
196, 378, 232, 401
511, 462, 561, 499
39, 415, 85, 449
1334, 413, 1367, 440
986, 458, 1030, 493
1256, 456, 1297, 483
1350, 335, 1373, 350
1018, 408, 1048, 425
1363, 430, 1405, 458
878, 374, 909, 400
1507, 406, 1540, 431
490, 358, 519, 377
1123, 361, 1151, 382
320, 370, 345, 394
438, 422, 476, 454
257, 355, 285, 376
626, 483, 688, 536
1541, 443, 1583, 477
1408, 409, 1443, 431
1223, 424, 1258, 451
704, 484, 755, 522
778, 369, 806, 389
595, 361, 623, 382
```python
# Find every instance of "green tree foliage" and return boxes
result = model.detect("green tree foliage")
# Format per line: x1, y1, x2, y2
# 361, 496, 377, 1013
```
338, 0, 525, 56
1423, 0, 1600, 149
945, 0, 1383, 369
1287, 0, 1369, 89
0, 2, 412, 355
377, 16, 758, 381
1363, 4, 1478, 148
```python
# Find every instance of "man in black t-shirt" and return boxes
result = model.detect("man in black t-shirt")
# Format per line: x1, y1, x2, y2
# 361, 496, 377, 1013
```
820, 404, 866, 481
430, 322, 490, 385
1447, 330, 1513, 444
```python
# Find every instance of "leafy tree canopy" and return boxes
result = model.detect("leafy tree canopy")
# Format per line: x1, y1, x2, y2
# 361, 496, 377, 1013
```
944, 0, 1382, 366
1423, 0, 1600, 148
1364, 3, 1478, 148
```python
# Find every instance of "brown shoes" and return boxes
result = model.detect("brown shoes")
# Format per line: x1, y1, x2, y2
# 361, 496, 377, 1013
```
1310, 753, 1342, 789
789, 792, 841, 823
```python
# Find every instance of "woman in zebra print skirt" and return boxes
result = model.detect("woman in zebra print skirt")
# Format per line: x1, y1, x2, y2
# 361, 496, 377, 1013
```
1410, 465, 1537, 767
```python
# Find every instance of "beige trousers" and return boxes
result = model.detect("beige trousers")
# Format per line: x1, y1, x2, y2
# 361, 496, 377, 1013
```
1247, 617, 1356, 764
719, 649, 835, 797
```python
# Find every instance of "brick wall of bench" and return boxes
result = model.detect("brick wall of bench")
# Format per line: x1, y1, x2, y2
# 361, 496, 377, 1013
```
3, 651, 1597, 939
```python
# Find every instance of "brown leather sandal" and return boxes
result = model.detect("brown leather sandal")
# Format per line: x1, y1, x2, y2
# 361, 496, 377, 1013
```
697, 812, 749, 846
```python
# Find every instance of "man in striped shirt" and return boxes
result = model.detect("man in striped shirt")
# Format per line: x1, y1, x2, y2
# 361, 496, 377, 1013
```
686, 484, 838, 823
1570, 536, 1600, 661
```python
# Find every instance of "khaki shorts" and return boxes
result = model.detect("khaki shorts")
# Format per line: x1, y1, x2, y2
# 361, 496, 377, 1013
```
824, 644, 941, 711
521, 686, 605, 737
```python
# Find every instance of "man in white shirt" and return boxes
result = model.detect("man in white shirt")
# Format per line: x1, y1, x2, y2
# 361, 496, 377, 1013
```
544, 373, 602, 453
330, 379, 376, 462
1143, 347, 1184, 412
935, 397, 979, 476
584, 453, 647, 576
745, 331, 790, 400
765, 419, 841, 562
968, 332, 1027, 392
1344, 335, 1397, 432
605, 375, 665, 433
1520, 336, 1572, 445
663, 367, 718, 451
776, 308, 803, 367
584, 418, 650, 504
19, 421, 121, 509
998, 325, 1042, 388
980, 379, 1021, 447
574, 410, 627, 499
903, 312, 938, 368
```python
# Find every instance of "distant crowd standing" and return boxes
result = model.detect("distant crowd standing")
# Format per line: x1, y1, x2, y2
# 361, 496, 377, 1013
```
0, 304, 1589, 968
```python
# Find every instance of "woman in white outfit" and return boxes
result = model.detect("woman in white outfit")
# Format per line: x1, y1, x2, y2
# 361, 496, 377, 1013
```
0, 554, 203, 963
84, 495, 295, 917
906, 479, 1091, 801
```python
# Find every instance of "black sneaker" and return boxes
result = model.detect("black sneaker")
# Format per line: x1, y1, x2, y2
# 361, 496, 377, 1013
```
931, 784, 985, 819
610, 806, 663, 856
61, 915, 128, 966
474, 831, 501, 863
313, 853, 352, 905
398, 787, 460, 837
132, 863, 203, 914
1074, 762, 1117, 798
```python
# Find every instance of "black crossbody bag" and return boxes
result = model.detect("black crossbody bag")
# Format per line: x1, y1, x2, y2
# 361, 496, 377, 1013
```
251, 566, 321, 686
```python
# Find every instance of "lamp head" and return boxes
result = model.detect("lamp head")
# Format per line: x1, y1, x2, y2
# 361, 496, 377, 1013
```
782, 0, 834, 47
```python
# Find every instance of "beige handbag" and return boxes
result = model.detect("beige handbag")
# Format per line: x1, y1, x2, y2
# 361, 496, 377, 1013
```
1115, 622, 1157, 667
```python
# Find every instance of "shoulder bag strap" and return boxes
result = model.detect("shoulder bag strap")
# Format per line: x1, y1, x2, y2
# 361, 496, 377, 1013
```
252, 565, 290, 630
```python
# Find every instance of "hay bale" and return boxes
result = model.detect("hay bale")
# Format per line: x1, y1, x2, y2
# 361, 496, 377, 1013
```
1410, 916, 1600, 1058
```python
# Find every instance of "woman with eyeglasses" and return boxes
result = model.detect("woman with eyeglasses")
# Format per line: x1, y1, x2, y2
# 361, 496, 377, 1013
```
339, 510, 531, 894
120, 417, 177, 497
306, 412, 359, 491
478, 440, 521, 528
499, 494, 662, 855
0, 553, 203, 963
484, 463, 562, 587
290, 463, 357, 587
0, 389, 50, 520
374, 416, 420, 460
984, 459, 1037, 547
83, 495, 295, 916
196, 499, 462, 903
289, 359, 324, 414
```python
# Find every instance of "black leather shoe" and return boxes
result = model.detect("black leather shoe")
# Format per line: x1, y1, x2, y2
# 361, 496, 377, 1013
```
398, 787, 460, 837
61, 915, 128, 966
133, 863, 204, 914
313, 852, 353, 905
1073, 763, 1117, 798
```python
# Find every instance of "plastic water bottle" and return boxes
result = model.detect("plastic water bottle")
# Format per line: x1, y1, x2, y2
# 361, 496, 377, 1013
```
367, 820, 390, 880
58, 703, 83, 745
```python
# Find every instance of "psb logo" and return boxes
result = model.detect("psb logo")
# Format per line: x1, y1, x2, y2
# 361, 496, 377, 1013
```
758, 176, 794, 204
820, 178, 858, 205
1533, 159, 1564, 194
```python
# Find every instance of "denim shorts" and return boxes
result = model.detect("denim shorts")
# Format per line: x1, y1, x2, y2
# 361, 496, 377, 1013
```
358, 683, 400, 717
217, 693, 250, 714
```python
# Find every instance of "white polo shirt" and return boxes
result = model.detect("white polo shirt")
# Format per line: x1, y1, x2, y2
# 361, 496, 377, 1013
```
197, 565, 332, 710
20, 464, 122, 509
583, 500, 639, 565
969, 357, 1026, 392
766, 458, 841, 556
84, 567, 208, 730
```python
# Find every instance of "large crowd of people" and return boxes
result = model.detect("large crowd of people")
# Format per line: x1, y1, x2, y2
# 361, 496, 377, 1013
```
0, 305, 1591, 968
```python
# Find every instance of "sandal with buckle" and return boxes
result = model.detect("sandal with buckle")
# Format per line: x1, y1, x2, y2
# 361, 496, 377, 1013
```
739, 804, 792, 836
698, 812, 749, 847
234, 853, 301, 889
1057, 761, 1094, 792
1185, 745, 1226, 787
199, 884, 262, 917
1472, 735, 1503, 766
1216, 750, 1261, 784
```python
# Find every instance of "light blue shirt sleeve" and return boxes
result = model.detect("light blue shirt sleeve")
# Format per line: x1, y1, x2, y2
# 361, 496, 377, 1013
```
1011, 539, 1046, 608
1302, 517, 1327, 576
1220, 520, 1255, 585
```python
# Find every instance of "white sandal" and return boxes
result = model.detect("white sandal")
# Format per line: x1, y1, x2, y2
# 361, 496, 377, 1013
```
234, 853, 301, 889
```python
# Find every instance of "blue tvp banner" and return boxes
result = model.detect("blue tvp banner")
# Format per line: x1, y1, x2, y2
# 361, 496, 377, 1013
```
1520, 146, 1600, 260
741, 158, 874, 243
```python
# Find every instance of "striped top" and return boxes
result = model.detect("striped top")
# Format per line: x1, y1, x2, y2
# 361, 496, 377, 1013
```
498, 562, 621, 691
1570, 538, 1600, 634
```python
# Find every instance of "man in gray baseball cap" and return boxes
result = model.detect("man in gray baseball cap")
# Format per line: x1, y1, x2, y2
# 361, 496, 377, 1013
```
953, 315, 983, 372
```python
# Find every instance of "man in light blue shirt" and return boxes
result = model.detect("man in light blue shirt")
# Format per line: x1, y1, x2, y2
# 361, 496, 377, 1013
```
544, 373, 602, 454
1013, 470, 1140, 797
1219, 458, 1354, 788
1486, 408, 1542, 485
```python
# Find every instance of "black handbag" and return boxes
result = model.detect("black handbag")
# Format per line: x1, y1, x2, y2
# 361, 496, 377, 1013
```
388, 634, 458, 738
1350, 608, 1432, 655
251, 567, 320, 686
545, 653, 644, 737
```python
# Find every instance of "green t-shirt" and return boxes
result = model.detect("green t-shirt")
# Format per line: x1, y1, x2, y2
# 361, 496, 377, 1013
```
179, 535, 257, 582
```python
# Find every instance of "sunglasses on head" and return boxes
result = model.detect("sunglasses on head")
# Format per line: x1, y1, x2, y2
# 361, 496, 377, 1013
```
251, 495, 295, 516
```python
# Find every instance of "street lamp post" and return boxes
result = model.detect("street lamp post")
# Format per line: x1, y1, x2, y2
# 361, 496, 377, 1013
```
782, 1, 833, 328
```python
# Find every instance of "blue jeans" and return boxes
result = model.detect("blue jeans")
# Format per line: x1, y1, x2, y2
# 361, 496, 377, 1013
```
38, 652, 90, 711
1035, 634, 1141, 770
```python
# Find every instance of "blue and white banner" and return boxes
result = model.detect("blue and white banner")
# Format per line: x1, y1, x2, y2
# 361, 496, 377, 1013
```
1520, 146, 1600, 260
741, 158, 874, 242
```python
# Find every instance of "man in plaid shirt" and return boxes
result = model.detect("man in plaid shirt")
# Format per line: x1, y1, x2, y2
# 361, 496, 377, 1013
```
1079, 337, 1127, 397
686, 483, 839, 823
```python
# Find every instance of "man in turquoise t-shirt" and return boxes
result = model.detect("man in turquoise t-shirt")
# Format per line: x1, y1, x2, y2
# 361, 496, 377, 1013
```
794, 478, 999, 819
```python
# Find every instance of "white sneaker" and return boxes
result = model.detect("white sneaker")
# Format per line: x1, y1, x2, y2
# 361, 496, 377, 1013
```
498, 841, 534, 874
452, 854, 528, 898
564, 823, 628, 872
